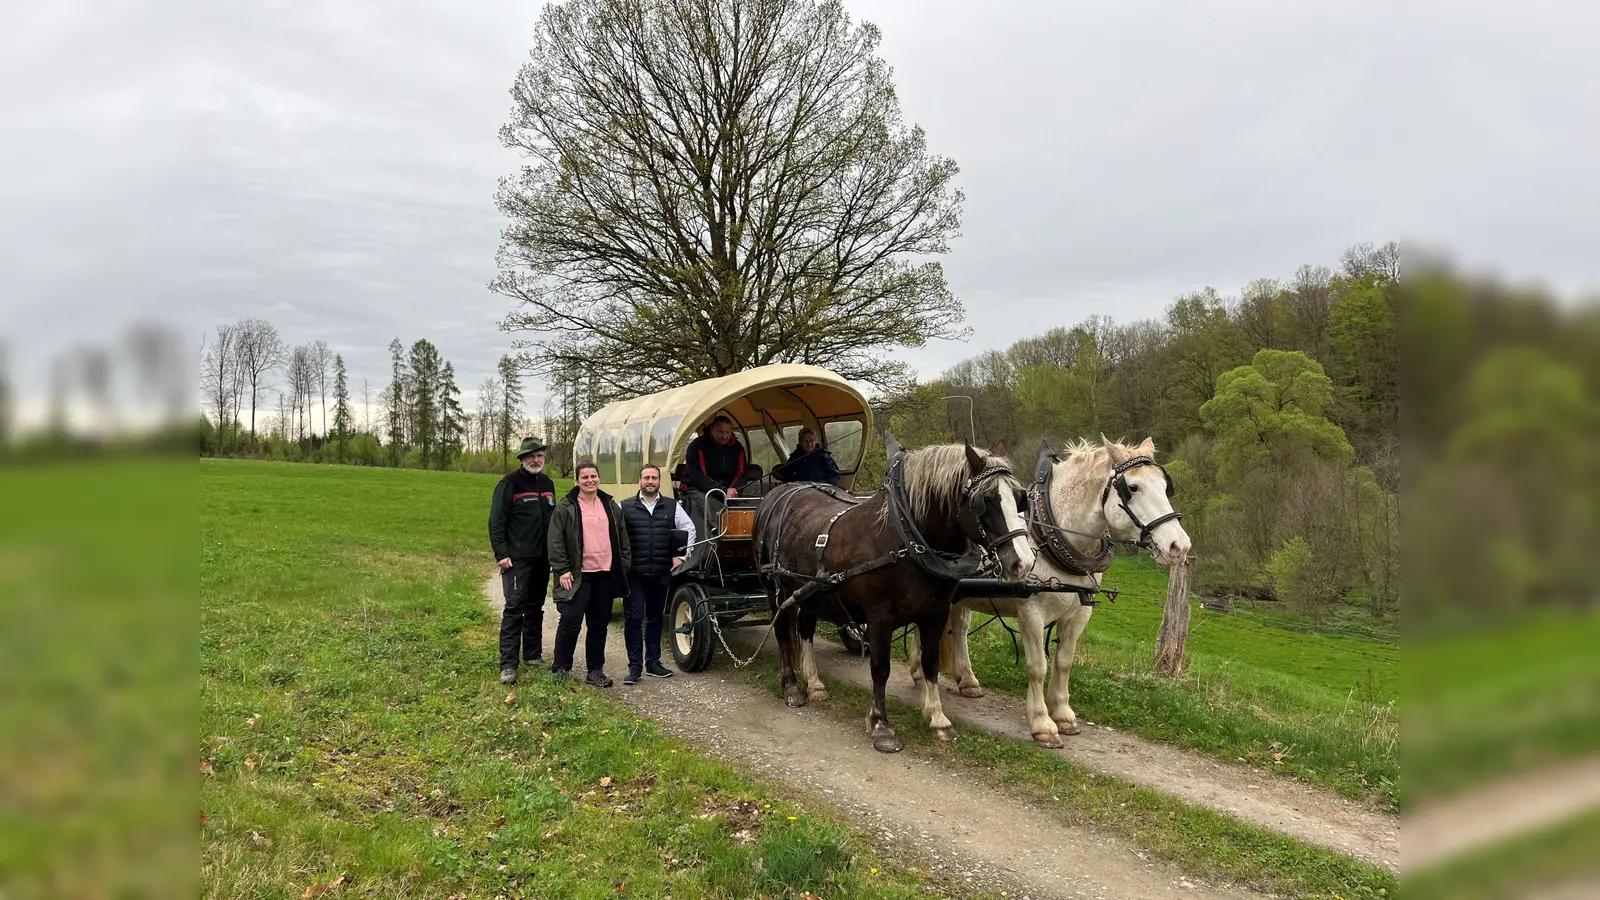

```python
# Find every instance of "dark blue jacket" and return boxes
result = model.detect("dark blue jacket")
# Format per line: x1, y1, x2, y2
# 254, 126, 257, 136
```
777, 446, 841, 486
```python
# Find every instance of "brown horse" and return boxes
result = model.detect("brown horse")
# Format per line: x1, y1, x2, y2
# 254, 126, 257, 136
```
752, 437, 1036, 753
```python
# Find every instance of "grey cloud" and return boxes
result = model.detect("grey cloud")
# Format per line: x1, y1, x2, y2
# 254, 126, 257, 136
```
3, 0, 1596, 420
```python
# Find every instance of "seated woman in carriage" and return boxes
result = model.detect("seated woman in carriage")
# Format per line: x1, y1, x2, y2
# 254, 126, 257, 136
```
774, 428, 841, 486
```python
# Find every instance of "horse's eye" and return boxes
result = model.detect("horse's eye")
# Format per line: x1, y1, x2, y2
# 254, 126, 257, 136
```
1128, 483, 1140, 493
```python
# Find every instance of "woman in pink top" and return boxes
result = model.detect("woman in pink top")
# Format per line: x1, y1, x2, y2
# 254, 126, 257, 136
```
547, 461, 632, 687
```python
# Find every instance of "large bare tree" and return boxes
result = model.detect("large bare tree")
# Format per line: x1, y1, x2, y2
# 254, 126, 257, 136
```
493, 0, 967, 397
235, 317, 285, 448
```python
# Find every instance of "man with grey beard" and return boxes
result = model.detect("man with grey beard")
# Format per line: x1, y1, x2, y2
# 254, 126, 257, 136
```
489, 437, 558, 684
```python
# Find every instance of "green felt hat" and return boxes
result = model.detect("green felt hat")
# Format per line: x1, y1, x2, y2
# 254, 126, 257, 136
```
515, 436, 549, 459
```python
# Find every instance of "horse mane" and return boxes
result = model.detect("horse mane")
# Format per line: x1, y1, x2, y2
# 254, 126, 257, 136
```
895, 443, 1017, 524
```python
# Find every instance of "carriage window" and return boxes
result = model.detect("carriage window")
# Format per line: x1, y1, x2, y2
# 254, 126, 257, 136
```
779, 424, 802, 454
824, 419, 865, 472
620, 422, 647, 480
743, 426, 785, 477
596, 427, 619, 482
574, 428, 595, 468
648, 414, 681, 466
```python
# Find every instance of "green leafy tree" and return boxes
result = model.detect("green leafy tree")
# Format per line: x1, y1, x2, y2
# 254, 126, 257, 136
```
493, 0, 967, 397
1328, 274, 1398, 455
1199, 349, 1354, 487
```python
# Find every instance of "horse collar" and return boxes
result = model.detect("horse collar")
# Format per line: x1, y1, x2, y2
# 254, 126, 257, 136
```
1028, 449, 1116, 576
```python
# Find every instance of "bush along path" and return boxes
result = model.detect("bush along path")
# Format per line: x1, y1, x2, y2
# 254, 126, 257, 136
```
488, 578, 1397, 899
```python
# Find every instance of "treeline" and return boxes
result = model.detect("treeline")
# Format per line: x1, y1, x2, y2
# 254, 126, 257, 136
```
198, 318, 542, 474
857, 241, 1404, 618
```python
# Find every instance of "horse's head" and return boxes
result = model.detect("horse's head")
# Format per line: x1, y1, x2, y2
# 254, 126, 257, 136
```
1099, 435, 1192, 566
959, 443, 1037, 582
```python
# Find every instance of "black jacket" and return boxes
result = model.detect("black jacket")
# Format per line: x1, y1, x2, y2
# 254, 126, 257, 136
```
488, 468, 558, 562
620, 493, 681, 577
777, 446, 841, 486
684, 432, 748, 492
547, 487, 632, 603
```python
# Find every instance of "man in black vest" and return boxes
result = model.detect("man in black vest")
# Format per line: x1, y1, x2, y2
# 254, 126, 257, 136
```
618, 464, 696, 685
488, 436, 558, 684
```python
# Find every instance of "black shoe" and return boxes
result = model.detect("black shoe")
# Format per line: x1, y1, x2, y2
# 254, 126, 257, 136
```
524, 653, 544, 667
585, 670, 614, 689
645, 661, 674, 678
622, 667, 642, 686
500, 666, 518, 685
550, 667, 571, 682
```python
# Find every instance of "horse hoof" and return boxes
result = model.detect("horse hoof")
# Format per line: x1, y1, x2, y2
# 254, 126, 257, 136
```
785, 692, 807, 708
934, 726, 958, 742
872, 735, 905, 753
808, 689, 830, 702
1056, 721, 1081, 736
1033, 732, 1064, 749
958, 686, 985, 699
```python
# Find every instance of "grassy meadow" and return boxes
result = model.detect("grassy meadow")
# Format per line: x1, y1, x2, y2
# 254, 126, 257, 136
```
200, 460, 966, 899
953, 557, 1400, 808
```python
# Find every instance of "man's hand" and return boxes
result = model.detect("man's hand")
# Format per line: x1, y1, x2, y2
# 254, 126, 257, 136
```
671, 557, 683, 570
497, 558, 513, 570
559, 572, 574, 590
727, 487, 739, 498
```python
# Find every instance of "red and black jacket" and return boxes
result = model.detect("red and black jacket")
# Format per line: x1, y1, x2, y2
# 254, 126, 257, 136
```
488, 468, 558, 562
684, 432, 747, 492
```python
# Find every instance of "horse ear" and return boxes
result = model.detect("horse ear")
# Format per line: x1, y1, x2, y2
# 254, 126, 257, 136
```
1135, 436, 1156, 458
990, 438, 1008, 458
963, 441, 986, 474
1101, 432, 1130, 465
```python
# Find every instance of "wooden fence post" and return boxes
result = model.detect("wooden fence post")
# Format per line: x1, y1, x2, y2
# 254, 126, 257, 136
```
1153, 556, 1195, 677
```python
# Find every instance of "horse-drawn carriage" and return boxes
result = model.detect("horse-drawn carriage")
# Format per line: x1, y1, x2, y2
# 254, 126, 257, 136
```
573, 363, 1192, 752
570, 363, 875, 670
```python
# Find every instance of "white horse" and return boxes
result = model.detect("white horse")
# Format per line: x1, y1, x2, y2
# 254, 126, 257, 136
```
909, 435, 1192, 748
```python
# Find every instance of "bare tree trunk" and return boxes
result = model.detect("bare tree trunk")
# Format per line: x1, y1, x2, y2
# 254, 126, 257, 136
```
1153, 556, 1196, 677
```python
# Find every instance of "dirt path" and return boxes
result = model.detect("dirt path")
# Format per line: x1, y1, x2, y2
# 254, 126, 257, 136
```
488, 579, 1253, 899
1402, 754, 1600, 872
794, 636, 1399, 873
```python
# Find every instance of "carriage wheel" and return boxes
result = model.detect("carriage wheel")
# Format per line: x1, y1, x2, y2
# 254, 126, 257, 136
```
669, 583, 715, 672
837, 623, 866, 656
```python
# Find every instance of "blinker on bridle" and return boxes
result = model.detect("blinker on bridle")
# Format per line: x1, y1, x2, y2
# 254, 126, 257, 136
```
1099, 456, 1184, 551
961, 464, 1030, 554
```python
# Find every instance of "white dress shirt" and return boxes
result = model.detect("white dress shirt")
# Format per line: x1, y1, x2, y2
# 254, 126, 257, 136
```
637, 491, 697, 552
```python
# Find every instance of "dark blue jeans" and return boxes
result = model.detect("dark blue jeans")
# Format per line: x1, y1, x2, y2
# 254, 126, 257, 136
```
624, 574, 672, 671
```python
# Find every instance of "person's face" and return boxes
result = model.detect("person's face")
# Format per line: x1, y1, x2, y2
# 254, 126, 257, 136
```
577, 468, 599, 493
711, 423, 734, 445
799, 432, 818, 452
521, 451, 546, 473
639, 469, 660, 495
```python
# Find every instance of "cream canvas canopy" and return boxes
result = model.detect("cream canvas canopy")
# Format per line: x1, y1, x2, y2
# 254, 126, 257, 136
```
572, 364, 874, 496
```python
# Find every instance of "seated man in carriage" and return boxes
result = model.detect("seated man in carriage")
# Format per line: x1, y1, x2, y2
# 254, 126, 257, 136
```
774, 428, 841, 486
683, 415, 755, 498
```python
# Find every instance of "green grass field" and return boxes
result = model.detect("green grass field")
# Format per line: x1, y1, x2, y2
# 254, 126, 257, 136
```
955, 556, 1400, 808
200, 460, 966, 899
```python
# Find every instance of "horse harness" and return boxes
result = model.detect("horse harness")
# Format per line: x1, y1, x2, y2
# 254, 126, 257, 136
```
1025, 442, 1184, 577
757, 449, 1022, 615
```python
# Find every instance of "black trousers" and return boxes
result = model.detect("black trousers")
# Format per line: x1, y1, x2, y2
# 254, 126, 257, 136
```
499, 560, 550, 668
552, 571, 617, 675
624, 574, 672, 670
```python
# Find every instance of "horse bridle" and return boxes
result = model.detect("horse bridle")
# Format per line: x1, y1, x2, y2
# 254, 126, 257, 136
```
958, 463, 1030, 557
1099, 455, 1184, 551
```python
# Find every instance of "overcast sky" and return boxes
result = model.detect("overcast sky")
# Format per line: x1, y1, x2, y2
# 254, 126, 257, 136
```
2, 0, 1596, 427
